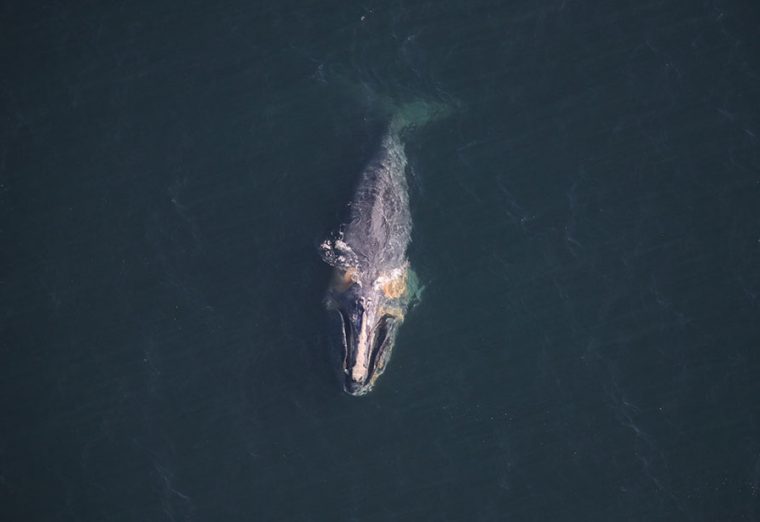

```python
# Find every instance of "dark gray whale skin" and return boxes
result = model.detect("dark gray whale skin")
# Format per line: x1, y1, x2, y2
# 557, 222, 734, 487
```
321, 125, 414, 396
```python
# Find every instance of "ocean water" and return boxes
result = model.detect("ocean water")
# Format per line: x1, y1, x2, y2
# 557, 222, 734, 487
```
2, 1, 760, 520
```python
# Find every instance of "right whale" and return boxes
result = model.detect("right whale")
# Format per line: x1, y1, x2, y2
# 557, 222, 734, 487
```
320, 100, 452, 396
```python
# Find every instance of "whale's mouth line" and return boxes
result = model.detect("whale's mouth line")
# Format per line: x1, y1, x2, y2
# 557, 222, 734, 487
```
367, 315, 393, 381
338, 310, 352, 373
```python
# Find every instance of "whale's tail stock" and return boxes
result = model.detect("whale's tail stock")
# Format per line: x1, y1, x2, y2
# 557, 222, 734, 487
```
388, 98, 456, 136
321, 67, 460, 135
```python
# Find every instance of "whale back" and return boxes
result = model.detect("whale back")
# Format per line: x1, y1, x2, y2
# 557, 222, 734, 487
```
343, 131, 411, 276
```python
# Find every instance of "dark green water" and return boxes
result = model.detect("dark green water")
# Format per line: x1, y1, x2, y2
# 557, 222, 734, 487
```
3, 1, 760, 520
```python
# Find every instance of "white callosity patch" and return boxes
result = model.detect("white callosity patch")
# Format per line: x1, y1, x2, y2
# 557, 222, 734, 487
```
373, 265, 407, 290
373, 264, 408, 299
320, 234, 360, 271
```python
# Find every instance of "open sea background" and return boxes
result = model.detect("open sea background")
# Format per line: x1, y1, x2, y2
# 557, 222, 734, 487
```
2, 1, 760, 520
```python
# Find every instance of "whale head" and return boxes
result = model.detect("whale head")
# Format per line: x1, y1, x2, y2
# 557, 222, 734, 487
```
325, 266, 408, 396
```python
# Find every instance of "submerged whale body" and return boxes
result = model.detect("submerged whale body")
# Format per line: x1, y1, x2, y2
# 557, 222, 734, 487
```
321, 102, 446, 396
